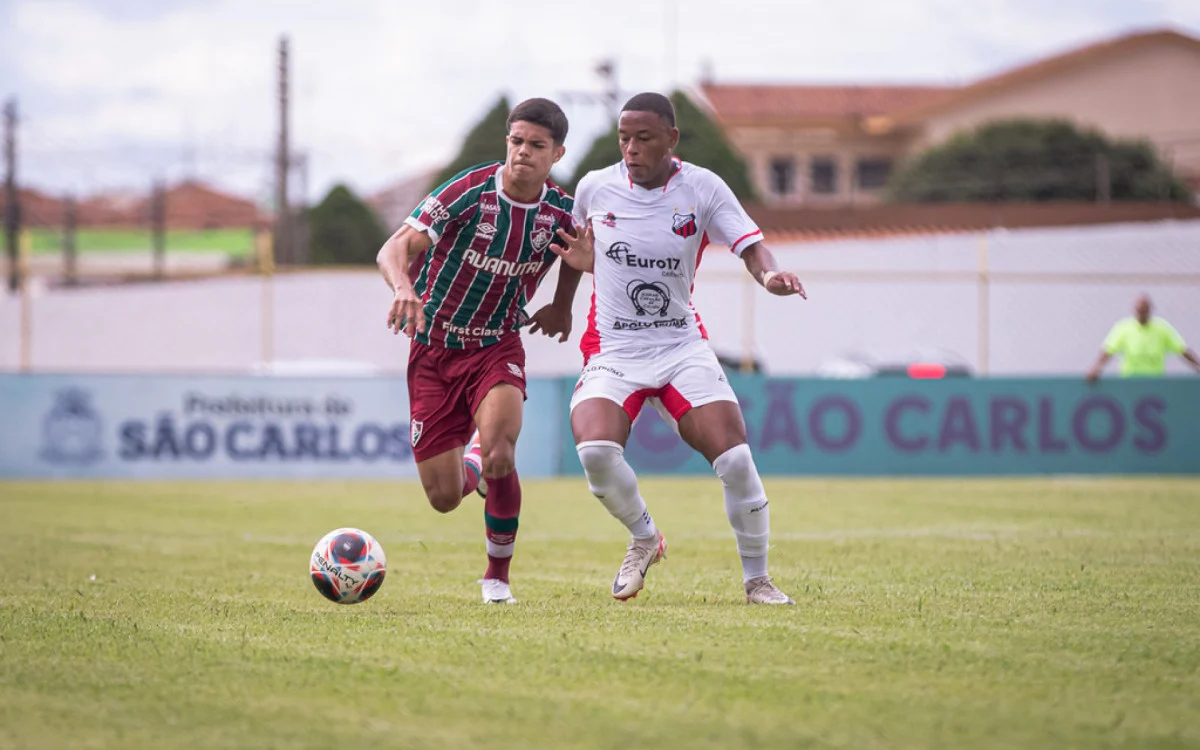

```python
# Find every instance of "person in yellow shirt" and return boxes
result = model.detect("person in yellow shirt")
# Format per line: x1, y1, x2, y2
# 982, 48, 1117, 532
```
1087, 295, 1200, 381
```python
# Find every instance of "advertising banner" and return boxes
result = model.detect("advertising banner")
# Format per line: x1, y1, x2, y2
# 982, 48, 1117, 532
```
559, 376, 1200, 476
0, 374, 561, 479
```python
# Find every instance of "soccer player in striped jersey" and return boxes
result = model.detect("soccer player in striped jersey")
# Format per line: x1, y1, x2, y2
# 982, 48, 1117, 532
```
376, 98, 582, 604
548, 93, 806, 605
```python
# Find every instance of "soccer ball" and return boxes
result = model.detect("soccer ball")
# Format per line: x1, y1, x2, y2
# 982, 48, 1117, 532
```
309, 528, 387, 604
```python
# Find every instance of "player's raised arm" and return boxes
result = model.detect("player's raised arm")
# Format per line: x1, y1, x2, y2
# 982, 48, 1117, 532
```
377, 224, 432, 337
740, 241, 806, 298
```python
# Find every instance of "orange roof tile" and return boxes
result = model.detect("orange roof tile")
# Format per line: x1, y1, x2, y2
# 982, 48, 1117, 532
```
896, 28, 1200, 122
746, 202, 1200, 244
698, 28, 1200, 129
699, 84, 956, 126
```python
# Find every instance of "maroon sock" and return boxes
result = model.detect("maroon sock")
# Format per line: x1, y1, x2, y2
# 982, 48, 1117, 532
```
484, 471, 521, 582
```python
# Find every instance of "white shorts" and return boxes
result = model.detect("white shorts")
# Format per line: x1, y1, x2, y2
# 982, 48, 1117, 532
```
568, 339, 739, 426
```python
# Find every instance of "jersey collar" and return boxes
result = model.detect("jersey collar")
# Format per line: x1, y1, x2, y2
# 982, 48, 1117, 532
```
494, 164, 547, 208
624, 157, 683, 193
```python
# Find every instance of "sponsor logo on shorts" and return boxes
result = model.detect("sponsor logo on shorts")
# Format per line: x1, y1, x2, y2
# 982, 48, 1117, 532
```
506, 363, 524, 380
441, 321, 507, 339
410, 420, 424, 447
583, 364, 626, 379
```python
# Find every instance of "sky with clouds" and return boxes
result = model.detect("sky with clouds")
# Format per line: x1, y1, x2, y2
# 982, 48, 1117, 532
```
3, 0, 1198, 206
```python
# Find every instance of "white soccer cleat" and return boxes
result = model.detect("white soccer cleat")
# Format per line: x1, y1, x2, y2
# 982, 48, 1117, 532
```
465, 429, 486, 498
611, 533, 667, 600
480, 578, 517, 604
745, 575, 795, 605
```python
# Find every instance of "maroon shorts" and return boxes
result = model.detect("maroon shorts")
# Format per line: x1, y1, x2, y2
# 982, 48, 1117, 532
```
406, 335, 527, 462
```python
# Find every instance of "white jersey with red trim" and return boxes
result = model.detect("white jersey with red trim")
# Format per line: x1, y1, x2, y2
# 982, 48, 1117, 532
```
573, 159, 762, 359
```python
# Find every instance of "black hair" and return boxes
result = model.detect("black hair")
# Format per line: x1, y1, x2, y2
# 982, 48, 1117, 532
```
621, 92, 676, 127
507, 98, 569, 145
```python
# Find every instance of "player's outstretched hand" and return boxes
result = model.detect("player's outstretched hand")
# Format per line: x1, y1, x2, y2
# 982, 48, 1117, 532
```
550, 221, 595, 272
527, 303, 573, 342
765, 271, 807, 298
387, 285, 425, 338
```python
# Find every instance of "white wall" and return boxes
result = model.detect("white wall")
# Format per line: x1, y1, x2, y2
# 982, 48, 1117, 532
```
2, 220, 1198, 377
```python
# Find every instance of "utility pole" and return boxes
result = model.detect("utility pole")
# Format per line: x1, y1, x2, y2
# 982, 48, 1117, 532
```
151, 179, 166, 278
274, 36, 291, 266
291, 151, 309, 265
63, 193, 77, 285
561, 59, 624, 126
595, 59, 620, 122
4, 99, 17, 292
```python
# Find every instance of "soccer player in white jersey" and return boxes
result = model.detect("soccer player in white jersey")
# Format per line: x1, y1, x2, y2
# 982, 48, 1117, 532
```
547, 92, 807, 605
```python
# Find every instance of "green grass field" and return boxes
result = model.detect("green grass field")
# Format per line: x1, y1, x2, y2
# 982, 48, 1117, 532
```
29, 228, 255, 256
2, 478, 1198, 749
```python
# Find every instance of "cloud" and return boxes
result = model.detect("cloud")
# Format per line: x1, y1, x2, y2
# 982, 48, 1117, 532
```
4, 0, 1199, 200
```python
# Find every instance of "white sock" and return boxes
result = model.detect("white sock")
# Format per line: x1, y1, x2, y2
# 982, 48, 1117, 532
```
712, 443, 771, 582
486, 539, 514, 558
740, 553, 768, 581
577, 440, 658, 539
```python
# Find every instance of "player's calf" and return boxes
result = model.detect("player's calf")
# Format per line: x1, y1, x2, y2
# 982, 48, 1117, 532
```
713, 443, 773, 581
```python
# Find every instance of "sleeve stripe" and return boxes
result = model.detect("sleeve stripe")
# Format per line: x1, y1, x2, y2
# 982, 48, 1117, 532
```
404, 216, 439, 244
730, 229, 763, 254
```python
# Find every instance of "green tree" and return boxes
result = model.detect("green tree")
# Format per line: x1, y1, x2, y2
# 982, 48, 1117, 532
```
307, 184, 388, 265
428, 96, 510, 193
566, 123, 620, 192
566, 91, 757, 200
671, 91, 756, 200
888, 118, 1192, 203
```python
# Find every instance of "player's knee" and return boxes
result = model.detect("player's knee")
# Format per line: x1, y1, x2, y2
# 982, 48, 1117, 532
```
426, 488, 462, 514
577, 440, 623, 475
712, 443, 757, 486
422, 475, 463, 513
482, 440, 516, 478
577, 440, 629, 497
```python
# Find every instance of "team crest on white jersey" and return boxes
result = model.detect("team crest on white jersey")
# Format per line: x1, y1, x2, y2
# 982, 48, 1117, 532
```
531, 226, 553, 251
671, 210, 698, 238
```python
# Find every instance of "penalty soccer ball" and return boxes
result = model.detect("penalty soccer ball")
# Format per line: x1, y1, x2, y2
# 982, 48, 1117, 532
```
309, 528, 387, 604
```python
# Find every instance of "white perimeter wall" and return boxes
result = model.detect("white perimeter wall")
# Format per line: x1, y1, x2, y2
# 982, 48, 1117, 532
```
1, 220, 1197, 377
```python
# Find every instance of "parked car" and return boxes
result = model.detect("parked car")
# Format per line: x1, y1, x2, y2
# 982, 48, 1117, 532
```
817, 349, 972, 379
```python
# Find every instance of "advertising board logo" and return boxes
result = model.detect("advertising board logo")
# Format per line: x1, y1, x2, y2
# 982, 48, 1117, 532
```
40, 388, 104, 464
